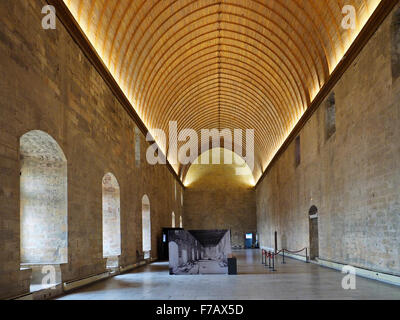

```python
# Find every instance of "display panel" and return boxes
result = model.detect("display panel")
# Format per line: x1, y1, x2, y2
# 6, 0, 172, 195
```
168, 230, 232, 275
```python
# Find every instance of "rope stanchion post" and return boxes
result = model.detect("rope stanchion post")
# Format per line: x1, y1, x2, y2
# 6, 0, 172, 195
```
268, 252, 271, 269
271, 252, 276, 272
264, 250, 267, 267
306, 248, 309, 263
282, 249, 286, 264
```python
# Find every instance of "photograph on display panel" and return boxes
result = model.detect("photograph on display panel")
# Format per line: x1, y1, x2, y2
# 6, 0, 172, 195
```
168, 230, 232, 275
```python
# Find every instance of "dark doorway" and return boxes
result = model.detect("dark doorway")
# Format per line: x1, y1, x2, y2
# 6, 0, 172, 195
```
159, 227, 184, 260
309, 205, 319, 260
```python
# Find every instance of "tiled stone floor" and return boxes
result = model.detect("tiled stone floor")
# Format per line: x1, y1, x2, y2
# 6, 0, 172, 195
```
57, 250, 400, 300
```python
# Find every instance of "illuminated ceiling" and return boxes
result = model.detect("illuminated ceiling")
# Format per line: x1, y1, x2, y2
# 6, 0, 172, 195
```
63, 0, 381, 183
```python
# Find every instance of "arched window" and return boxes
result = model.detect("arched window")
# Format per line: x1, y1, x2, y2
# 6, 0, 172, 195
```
392, 8, 400, 80
20, 130, 67, 291
142, 195, 151, 259
180, 215, 183, 228
20, 130, 68, 264
172, 212, 176, 228
102, 173, 121, 268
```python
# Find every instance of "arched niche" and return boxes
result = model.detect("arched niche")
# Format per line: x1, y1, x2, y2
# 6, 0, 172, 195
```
142, 194, 151, 259
102, 173, 121, 268
20, 130, 68, 265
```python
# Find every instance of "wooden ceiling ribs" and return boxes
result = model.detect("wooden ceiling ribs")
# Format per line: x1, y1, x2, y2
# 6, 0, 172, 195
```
57, 0, 387, 185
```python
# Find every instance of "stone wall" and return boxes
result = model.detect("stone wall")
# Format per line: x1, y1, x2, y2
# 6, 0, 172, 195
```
256, 6, 400, 276
0, 0, 183, 299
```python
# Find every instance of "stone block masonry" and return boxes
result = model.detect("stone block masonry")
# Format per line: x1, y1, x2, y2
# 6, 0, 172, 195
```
256, 5, 400, 276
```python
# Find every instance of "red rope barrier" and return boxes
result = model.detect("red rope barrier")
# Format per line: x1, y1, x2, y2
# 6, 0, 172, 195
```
270, 250, 283, 256
261, 249, 283, 256
261, 248, 307, 256
283, 248, 307, 254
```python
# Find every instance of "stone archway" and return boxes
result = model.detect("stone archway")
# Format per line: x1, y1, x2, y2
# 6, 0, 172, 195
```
20, 130, 68, 264
102, 173, 121, 268
20, 130, 67, 291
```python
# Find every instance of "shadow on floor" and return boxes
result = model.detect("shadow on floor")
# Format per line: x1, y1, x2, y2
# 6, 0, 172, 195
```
139, 263, 169, 272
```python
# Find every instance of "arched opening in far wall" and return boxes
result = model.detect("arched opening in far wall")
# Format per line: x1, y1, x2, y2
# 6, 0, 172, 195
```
102, 173, 121, 269
20, 130, 68, 291
142, 195, 151, 259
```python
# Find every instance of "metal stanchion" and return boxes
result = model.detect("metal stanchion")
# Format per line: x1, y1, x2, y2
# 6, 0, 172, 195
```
306, 248, 309, 263
264, 250, 267, 266
282, 249, 286, 264
268, 252, 271, 269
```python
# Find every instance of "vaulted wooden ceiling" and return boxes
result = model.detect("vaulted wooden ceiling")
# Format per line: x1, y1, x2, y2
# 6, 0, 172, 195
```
63, 0, 380, 183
